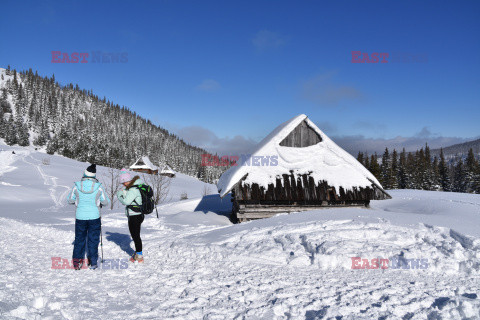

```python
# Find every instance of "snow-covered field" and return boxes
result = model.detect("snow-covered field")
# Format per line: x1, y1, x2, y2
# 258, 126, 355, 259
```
0, 143, 479, 319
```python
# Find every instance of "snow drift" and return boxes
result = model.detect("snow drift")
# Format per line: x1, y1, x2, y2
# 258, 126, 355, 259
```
0, 143, 479, 319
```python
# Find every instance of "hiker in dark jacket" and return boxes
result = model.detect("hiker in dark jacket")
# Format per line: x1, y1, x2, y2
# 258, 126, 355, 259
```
67, 164, 109, 270
117, 168, 145, 263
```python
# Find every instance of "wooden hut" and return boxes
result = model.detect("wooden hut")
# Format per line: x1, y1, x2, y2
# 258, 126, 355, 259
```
159, 163, 176, 178
217, 114, 391, 222
130, 156, 159, 175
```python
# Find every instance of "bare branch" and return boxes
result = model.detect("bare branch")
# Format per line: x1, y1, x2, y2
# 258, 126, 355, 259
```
100, 167, 121, 210
141, 172, 172, 206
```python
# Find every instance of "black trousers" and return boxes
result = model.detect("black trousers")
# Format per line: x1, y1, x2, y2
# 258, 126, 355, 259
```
128, 214, 144, 253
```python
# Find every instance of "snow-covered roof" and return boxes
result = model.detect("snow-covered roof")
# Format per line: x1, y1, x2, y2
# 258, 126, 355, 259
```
160, 163, 175, 175
217, 114, 383, 197
130, 156, 158, 170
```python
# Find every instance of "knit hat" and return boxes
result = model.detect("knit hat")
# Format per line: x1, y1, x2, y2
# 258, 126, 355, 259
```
84, 164, 96, 178
119, 168, 132, 184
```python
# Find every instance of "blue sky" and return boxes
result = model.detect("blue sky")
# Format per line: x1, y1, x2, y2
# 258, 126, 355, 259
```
1, 0, 479, 155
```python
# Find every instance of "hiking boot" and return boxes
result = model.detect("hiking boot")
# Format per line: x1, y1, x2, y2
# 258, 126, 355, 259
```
130, 253, 144, 263
73, 259, 83, 270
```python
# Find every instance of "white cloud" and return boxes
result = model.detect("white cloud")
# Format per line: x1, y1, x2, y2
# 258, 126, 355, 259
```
174, 123, 473, 158
195, 79, 221, 92
352, 121, 387, 136
252, 30, 287, 51
301, 72, 364, 107
176, 125, 257, 155
415, 126, 433, 138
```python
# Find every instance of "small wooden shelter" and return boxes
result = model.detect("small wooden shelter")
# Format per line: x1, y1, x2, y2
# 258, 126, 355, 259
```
130, 156, 159, 174
217, 114, 391, 222
159, 163, 176, 178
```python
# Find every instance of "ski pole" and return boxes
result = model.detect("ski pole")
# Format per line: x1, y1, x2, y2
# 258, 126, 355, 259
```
100, 221, 104, 263
100, 205, 104, 263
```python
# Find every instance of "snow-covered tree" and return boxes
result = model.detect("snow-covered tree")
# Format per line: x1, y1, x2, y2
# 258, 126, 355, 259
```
438, 148, 451, 191
453, 159, 467, 192
1, 68, 226, 183
465, 148, 479, 193
397, 149, 408, 189
5, 114, 17, 145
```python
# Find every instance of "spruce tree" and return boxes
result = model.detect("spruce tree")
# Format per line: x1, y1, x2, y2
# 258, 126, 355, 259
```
369, 154, 381, 181
465, 148, 478, 192
46, 137, 58, 155
473, 169, 480, 194
414, 148, 427, 189
431, 156, 441, 190
422, 144, 434, 190
5, 114, 17, 145
0, 106, 4, 138
13, 110, 29, 146
364, 153, 370, 171
390, 149, 399, 189
453, 159, 466, 192
380, 148, 392, 188
398, 148, 408, 189
13, 69, 18, 88
406, 152, 416, 189
17, 122, 30, 146
438, 148, 451, 191
357, 152, 364, 166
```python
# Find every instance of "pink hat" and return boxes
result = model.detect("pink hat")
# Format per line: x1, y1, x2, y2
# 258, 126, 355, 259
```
119, 168, 132, 184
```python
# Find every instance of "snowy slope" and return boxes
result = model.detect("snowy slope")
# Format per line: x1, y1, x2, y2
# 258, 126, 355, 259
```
0, 143, 215, 225
0, 143, 479, 319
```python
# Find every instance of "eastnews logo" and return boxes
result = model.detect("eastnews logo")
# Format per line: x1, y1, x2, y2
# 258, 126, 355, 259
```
201, 154, 278, 167
51, 257, 129, 269
351, 257, 429, 269
51, 51, 128, 63
351, 51, 428, 63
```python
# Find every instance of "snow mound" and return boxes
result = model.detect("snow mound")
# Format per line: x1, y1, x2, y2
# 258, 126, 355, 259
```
183, 216, 480, 275
147, 212, 480, 318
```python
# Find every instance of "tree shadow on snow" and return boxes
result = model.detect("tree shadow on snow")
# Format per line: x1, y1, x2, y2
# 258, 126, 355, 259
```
105, 232, 134, 256
194, 194, 233, 218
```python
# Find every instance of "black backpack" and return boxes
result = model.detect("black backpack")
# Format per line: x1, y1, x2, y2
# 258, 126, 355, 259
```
128, 184, 155, 215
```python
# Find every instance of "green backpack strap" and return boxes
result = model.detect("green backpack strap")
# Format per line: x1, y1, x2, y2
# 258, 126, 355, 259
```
127, 185, 143, 211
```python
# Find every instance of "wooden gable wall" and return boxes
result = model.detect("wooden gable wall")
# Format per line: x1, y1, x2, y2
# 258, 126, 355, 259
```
279, 120, 322, 147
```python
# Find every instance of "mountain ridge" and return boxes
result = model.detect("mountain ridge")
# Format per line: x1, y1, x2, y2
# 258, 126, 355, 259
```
430, 138, 480, 158
0, 67, 224, 182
